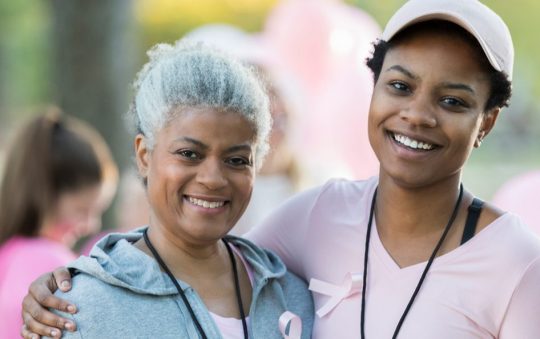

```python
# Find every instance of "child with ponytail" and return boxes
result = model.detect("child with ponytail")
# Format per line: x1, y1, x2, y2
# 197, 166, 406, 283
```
0, 108, 117, 339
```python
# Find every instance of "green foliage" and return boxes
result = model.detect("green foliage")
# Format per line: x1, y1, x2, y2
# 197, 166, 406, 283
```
0, 0, 51, 122
135, 0, 277, 54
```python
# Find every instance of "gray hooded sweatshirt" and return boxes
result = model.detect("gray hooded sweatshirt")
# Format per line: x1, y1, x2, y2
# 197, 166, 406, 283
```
49, 228, 314, 339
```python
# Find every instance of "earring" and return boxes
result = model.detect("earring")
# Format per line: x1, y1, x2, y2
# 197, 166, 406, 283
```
475, 131, 485, 148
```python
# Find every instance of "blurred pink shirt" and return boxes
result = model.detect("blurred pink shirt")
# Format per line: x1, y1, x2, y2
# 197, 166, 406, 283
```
246, 176, 540, 338
0, 236, 75, 339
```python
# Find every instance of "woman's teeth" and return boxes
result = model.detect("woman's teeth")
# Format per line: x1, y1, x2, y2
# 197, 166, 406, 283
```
393, 133, 434, 150
188, 197, 225, 209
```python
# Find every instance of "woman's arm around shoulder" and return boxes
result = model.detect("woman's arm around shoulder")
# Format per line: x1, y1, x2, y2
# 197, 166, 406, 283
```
244, 180, 340, 277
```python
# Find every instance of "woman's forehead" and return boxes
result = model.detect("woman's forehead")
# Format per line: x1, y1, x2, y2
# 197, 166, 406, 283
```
382, 33, 493, 97
160, 108, 257, 143
393, 22, 485, 56
387, 22, 492, 74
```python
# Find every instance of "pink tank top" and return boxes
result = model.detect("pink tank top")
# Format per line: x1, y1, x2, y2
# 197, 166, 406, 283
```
208, 243, 254, 338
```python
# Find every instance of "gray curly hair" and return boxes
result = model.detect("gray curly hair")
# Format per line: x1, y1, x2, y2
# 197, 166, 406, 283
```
128, 39, 271, 167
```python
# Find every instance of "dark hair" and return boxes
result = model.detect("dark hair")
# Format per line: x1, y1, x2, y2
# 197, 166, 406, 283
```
366, 20, 512, 112
0, 108, 118, 244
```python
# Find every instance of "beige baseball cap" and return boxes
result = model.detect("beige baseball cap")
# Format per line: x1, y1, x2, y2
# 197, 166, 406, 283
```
382, 0, 514, 80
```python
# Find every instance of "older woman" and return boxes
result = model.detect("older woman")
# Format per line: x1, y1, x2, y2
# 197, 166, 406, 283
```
22, 0, 540, 338
21, 41, 313, 339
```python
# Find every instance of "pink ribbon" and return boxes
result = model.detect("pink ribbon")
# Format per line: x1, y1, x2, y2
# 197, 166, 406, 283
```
309, 272, 363, 317
279, 311, 302, 339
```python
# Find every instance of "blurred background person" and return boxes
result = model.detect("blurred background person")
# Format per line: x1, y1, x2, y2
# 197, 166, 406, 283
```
0, 108, 118, 339
79, 169, 150, 255
492, 170, 540, 235
114, 169, 150, 231
232, 72, 300, 235
261, 0, 381, 183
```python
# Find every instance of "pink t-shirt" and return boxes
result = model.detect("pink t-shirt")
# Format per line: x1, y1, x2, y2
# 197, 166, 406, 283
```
208, 243, 253, 339
246, 176, 540, 338
0, 236, 76, 339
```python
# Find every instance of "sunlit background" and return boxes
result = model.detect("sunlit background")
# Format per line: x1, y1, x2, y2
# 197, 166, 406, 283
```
1, 0, 539, 229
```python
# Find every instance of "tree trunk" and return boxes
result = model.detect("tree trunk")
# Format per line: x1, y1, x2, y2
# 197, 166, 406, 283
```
50, 0, 135, 170
50, 0, 136, 232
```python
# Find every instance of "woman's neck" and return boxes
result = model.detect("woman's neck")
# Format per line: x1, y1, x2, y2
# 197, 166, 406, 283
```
134, 226, 231, 282
375, 173, 466, 238
134, 225, 253, 318
374, 173, 473, 268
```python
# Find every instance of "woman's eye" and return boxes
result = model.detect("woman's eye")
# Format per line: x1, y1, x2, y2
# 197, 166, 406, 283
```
177, 150, 200, 160
441, 97, 468, 109
388, 81, 410, 93
227, 156, 251, 167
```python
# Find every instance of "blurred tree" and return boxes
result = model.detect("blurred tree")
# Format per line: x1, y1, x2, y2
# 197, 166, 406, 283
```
50, 0, 136, 170
49, 0, 136, 233
0, 0, 50, 127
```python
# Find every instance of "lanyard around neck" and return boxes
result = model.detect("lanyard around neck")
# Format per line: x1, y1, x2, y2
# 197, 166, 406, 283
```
360, 183, 464, 339
142, 229, 249, 339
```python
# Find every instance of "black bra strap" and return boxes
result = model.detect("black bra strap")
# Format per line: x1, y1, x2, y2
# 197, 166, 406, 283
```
460, 197, 484, 245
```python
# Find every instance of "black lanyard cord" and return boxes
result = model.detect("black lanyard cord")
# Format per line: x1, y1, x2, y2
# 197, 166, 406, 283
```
143, 229, 248, 339
222, 238, 249, 338
360, 183, 464, 339
360, 188, 377, 339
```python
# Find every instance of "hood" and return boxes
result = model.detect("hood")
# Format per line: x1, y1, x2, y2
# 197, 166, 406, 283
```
224, 235, 288, 281
68, 228, 288, 296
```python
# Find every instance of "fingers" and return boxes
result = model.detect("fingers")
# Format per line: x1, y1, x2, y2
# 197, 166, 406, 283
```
52, 267, 73, 292
21, 269, 77, 338
22, 293, 77, 330
21, 312, 62, 338
21, 324, 40, 339
21, 310, 77, 337
28, 272, 77, 313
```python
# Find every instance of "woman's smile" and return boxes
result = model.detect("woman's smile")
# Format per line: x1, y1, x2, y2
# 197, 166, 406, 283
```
184, 194, 229, 214
186, 196, 227, 209
388, 131, 437, 151
384, 130, 443, 163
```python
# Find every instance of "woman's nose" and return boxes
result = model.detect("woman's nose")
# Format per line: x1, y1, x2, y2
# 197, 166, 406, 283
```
400, 95, 437, 128
196, 158, 228, 190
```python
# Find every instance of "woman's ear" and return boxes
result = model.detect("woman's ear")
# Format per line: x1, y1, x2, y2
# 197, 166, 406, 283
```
475, 107, 500, 148
135, 134, 150, 179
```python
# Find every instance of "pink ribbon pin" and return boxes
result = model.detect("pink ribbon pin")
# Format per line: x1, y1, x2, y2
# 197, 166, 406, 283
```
279, 311, 302, 339
309, 272, 363, 317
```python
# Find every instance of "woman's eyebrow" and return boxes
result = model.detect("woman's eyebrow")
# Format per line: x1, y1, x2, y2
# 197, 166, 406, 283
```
174, 137, 208, 150
225, 144, 252, 153
385, 65, 476, 94
172, 137, 252, 153
385, 65, 417, 80
440, 82, 475, 94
